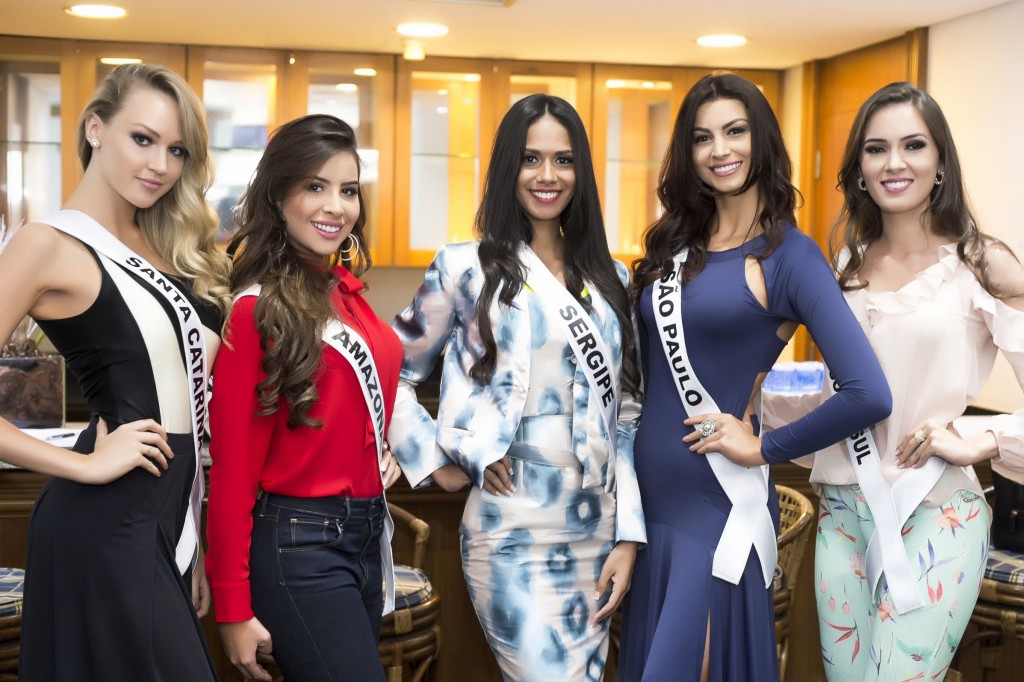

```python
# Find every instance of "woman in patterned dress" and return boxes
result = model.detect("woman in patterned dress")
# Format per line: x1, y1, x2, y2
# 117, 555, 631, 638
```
388, 94, 645, 681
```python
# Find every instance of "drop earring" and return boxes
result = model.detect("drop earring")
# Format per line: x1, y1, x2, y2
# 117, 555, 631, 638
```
339, 234, 361, 262
857, 176, 867, 192
934, 169, 945, 186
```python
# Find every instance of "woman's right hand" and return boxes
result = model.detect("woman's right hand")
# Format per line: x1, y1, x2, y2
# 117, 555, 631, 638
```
219, 618, 274, 681
77, 417, 174, 484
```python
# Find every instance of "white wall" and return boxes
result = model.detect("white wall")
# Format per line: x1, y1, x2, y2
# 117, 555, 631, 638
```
929, 0, 1024, 413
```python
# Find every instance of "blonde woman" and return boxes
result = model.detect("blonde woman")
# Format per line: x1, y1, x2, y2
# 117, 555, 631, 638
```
0, 64, 230, 680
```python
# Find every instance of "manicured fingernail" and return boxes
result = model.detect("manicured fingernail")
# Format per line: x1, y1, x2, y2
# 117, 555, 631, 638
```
594, 592, 601, 600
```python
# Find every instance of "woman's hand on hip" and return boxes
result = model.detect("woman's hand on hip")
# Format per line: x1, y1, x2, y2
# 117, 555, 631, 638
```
683, 413, 766, 467
78, 417, 174, 484
483, 455, 515, 496
896, 420, 998, 469
380, 442, 402, 489
219, 618, 274, 682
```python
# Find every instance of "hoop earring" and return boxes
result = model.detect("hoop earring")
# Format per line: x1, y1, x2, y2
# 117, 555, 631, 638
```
339, 234, 361, 262
275, 234, 289, 260
934, 169, 945, 186
857, 176, 867, 192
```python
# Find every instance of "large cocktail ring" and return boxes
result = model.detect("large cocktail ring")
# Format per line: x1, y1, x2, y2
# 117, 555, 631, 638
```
698, 418, 717, 438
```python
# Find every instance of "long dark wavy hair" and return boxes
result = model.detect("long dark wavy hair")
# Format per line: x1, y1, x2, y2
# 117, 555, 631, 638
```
228, 114, 371, 428
471, 94, 639, 394
632, 72, 799, 300
831, 82, 1015, 296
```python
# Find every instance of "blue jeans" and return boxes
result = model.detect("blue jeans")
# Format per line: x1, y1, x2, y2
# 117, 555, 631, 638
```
251, 491, 386, 682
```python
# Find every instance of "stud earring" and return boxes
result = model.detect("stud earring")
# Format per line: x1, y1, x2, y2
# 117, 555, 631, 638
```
934, 169, 945, 186
89, 138, 100, 149
857, 176, 867, 192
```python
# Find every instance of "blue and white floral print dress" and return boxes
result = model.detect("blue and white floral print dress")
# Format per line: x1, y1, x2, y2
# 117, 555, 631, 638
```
388, 241, 646, 681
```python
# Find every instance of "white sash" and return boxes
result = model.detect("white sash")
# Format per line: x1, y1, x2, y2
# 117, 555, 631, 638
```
653, 249, 776, 587
823, 370, 945, 614
43, 210, 207, 576
236, 285, 396, 614
521, 246, 620, 489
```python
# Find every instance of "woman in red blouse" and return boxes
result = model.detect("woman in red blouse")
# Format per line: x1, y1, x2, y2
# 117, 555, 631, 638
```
205, 114, 403, 682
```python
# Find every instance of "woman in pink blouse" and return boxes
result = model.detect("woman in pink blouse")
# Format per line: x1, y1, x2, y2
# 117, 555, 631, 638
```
809, 82, 1024, 681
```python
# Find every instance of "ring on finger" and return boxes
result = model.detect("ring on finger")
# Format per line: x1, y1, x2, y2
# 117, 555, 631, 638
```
914, 430, 926, 444
698, 418, 717, 438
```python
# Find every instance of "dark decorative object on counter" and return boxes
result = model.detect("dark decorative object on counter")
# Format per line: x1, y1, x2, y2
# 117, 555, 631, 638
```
1, 316, 65, 428
0, 355, 65, 428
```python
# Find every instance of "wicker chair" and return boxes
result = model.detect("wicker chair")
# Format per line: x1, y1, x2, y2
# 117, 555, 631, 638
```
773, 485, 814, 681
377, 503, 441, 682
0, 567, 24, 682
256, 502, 440, 682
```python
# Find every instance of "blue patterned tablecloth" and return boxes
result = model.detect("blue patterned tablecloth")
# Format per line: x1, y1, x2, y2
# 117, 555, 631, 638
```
0, 568, 24, 618
985, 547, 1024, 586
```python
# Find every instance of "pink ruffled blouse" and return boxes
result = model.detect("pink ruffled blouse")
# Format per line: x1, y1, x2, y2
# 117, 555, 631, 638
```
768, 242, 1024, 504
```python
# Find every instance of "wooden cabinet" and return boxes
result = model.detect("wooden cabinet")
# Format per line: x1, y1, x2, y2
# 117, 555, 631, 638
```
0, 36, 787, 268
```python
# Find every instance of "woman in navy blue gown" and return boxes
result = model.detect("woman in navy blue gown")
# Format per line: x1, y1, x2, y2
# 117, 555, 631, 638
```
618, 73, 892, 681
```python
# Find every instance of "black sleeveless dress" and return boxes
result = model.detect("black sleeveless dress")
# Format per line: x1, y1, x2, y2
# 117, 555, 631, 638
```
20, 246, 221, 681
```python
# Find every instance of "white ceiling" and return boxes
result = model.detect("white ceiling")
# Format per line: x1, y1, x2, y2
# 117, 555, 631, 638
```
0, 0, 1011, 69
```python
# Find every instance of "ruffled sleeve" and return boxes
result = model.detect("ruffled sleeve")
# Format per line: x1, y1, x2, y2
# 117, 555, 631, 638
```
976, 288, 1024, 484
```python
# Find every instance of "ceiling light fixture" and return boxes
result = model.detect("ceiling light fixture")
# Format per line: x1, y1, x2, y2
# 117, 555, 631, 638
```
403, 40, 426, 61
353, 68, 377, 77
64, 4, 127, 19
696, 34, 747, 48
335, 83, 359, 92
397, 23, 449, 38
99, 57, 143, 65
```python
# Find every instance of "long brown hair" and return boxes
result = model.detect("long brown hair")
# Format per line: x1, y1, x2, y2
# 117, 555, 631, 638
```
79, 63, 230, 312
228, 114, 370, 428
831, 82, 1015, 296
632, 73, 799, 301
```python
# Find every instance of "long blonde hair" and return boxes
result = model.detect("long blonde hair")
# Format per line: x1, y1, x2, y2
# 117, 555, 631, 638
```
78, 63, 230, 312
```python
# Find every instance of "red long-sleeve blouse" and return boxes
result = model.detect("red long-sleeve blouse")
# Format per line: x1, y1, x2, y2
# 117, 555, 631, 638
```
205, 267, 402, 623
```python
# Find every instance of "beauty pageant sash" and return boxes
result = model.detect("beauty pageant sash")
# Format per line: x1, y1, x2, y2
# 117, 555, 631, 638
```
521, 246, 620, 489
237, 285, 396, 614
43, 209, 207, 575
823, 370, 945, 614
653, 249, 776, 587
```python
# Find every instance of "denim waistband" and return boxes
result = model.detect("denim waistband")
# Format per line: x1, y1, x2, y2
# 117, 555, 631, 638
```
257, 490, 385, 517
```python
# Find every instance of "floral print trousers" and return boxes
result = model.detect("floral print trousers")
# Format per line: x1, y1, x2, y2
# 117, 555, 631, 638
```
815, 484, 989, 682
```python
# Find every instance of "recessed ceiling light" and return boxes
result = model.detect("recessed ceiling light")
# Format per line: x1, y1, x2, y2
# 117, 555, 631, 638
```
64, 4, 127, 19
696, 34, 747, 48
605, 79, 625, 89
397, 23, 449, 38
99, 57, 143, 65
335, 83, 358, 93
353, 68, 377, 77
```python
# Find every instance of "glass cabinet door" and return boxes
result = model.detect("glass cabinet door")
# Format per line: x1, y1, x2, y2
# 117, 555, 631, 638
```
1, 53, 61, 233
295, 53, 395, 264
395, 58, 496, 266
187, 48, 285, 245
592, 66, 695, 261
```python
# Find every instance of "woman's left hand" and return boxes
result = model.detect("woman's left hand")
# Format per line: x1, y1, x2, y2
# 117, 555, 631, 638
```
381, 442, 402, 489
592, 541, 638, 624
192, 546, 211, 617
895, 421, 998, 469
683, 413, 766, 467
